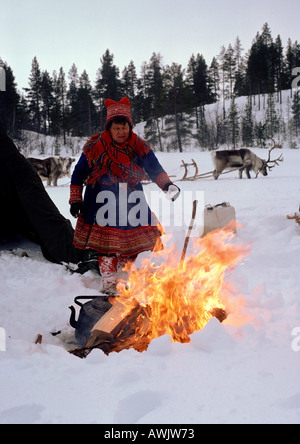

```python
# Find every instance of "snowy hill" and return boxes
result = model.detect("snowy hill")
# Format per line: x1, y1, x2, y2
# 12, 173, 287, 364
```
0, 145, 300, 424
134, 89, 300, 152
16, 89, 300, 158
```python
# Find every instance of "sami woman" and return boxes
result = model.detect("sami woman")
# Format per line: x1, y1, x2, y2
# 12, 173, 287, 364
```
69, 97, 180, 295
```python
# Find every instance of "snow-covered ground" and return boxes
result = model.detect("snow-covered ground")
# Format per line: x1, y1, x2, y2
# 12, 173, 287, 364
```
0, 147, 299, 424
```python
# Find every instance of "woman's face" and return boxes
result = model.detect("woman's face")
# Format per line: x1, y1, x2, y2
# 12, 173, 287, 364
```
109, 122, 130, 145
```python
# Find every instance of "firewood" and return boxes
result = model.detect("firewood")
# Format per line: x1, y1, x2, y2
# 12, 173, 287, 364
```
99, 303, 151, 354
69, 299, 228, 359
210, 307, 228, 323
69, 300, 151, 358
91, 300, 138, 334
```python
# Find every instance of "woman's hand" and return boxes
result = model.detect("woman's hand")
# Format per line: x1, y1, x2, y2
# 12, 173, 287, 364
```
165, 184, 181, 201
70, 202, 83, 218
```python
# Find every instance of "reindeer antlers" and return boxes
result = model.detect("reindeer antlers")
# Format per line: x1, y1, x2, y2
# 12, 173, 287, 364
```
266, 138, 284, 170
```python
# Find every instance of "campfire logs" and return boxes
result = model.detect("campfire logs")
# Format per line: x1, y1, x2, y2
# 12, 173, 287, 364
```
69, 298, 227, 359
69, 230, 248, 359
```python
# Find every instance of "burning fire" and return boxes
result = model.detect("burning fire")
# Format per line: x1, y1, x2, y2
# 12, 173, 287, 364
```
117, 229, 249, 347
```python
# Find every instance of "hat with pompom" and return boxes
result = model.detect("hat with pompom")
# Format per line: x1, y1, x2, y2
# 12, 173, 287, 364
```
105, 97, 132, 125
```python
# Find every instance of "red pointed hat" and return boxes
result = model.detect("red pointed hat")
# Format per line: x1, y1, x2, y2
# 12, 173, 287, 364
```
105, 97, 132, 125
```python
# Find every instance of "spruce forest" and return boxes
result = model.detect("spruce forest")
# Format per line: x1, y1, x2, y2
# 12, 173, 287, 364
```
1, 23, 300, 152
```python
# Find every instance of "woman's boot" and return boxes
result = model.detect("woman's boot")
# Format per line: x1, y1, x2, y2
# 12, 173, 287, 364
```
98, 255, 118, 295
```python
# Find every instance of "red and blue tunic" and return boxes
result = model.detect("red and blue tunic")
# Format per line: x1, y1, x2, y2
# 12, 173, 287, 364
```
69, 130, 173, 257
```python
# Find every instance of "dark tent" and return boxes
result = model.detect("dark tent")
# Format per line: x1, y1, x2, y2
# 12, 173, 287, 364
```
0, 124, 83, 265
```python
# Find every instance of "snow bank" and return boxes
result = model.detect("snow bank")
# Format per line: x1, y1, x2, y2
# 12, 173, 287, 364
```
0, 148, 299, 424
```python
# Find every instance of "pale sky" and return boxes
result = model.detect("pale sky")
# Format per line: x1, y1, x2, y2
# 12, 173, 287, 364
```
1, 0, 300, 91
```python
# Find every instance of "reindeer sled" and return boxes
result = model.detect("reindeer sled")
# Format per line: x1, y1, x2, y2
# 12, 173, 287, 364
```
287, 198, 300, 226
179, 140, 283, 181
287, 212, 300, 226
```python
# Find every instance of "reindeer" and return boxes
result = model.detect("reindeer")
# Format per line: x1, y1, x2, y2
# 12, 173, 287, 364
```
211, 139, 283, 179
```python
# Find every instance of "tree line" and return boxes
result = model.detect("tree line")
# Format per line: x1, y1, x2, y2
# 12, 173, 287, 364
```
1, 23, 300, 150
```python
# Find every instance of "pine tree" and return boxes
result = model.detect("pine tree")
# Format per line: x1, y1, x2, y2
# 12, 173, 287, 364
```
265, 93, 279, 138
146, 53, 166, 150
68, 63, 79, 104
148, 53, 165, 114
137, 61, 152, 122
163, 63, 189, 152
187, 54, 212, 128
228, 97, 240, 148
234, 37, 249, 96
77, 70, 97, 136
196, 106, 209, 149
241, 96, 254, 146
67, 70, 97, 137
40, 70, 54, 134
95, 49, 121, 130
208, 57, 220, 102
53, 67, 67, 143
285, 38, 295, 95
247, 24, 276, 109
67, 63, 80, 133
49, 68, 67, 140
126, 61, 139, 121
121, 60, 138, 121
144, 119, 160, 151
26, 56, 42, 132
234, 37, 243, 71
224, 44, 236, 99
218, 45, 228, 117
96, 49, 121, 99
274, 35, 284, 104
216, 109, 228, 147
291, 89, 300, 136
286, 96, 294, 147
255, 121, 267, 147
121, 60, 138, 99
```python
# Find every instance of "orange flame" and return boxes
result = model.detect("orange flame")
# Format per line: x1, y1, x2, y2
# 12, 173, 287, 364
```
117, 229, 250, 345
